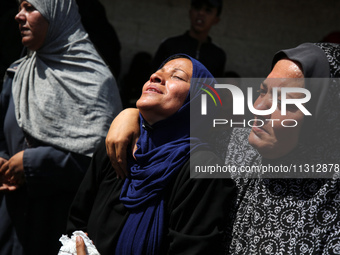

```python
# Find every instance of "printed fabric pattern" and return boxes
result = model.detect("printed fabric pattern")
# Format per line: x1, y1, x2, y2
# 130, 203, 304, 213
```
227, 43, 340, 254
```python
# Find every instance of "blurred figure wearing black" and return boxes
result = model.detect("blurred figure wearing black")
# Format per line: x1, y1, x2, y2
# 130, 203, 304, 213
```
76, 0, 121, 78
152, 0, 226, 77
0, 0, 23, 92
120, 52, 152, 108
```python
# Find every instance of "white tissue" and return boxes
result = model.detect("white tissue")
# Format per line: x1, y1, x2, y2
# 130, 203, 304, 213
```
58, 231, 100, 255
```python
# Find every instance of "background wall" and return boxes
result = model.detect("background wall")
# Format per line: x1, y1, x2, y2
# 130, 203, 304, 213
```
100, 0, 340, 78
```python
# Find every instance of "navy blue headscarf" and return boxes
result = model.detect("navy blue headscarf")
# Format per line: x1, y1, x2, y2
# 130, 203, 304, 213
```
115, 54, 215, 254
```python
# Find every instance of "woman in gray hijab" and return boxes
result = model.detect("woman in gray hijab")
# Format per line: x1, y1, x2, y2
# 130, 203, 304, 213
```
0, 0, 122, 254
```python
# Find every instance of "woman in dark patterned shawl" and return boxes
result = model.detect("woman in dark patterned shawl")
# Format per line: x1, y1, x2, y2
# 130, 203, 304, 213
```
227, 43, 340, 254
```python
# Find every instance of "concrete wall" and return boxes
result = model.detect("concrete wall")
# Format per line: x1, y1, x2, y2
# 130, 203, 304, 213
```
100, 0, 340, 78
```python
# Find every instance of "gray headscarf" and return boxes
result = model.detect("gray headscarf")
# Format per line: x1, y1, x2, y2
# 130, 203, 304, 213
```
12, 0, 122, 156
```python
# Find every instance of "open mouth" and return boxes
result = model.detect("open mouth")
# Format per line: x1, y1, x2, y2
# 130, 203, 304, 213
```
196, 19, 204, 25
146, 87, 162, 94
251, 118, 269, 134
20, 27, 30, 35
252, 126, 266, 134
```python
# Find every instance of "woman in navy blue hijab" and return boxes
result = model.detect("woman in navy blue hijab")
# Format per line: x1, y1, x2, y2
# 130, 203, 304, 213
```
68, 54, 235, 255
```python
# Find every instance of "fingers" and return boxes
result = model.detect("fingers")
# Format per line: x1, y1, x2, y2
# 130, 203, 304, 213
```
0, 160, 8, 175
132, 131, 140, 160
106, 135, 126, 179
0, 152, 26, 189
84, 232, 94, 244
0, 161, 9, 184
0, 183, 18, 192
105, 108, 140, 179
0, 183, 10, 192
0, 157, 8, 169
76, 236, 86, 255
115, 141, 128, 179
1, 161, 25, 186
6, 185, 19, 191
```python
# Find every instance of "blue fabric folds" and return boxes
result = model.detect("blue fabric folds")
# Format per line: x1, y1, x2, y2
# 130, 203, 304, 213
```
115, 54, 215, 254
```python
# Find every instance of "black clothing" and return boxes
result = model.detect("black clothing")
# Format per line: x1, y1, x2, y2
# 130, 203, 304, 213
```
153, 31, 226, 77
76, 0, 121, 78
67, 141, 236, 255
0, 64, 91, 255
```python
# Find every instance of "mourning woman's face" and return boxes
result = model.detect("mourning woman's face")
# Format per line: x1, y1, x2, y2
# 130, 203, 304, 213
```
248, 59, 305, 159
136, 58, 192, 125
15, 1, 49, 51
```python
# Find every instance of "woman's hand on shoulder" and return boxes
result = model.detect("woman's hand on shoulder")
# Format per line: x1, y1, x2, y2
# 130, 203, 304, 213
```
105, 108, 140, 179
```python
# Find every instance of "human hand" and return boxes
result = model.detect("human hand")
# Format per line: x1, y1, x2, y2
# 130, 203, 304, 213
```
105, 108, 140, 179
0, 158, 8, 182
76, 236, 86, 255
0, 157, 7, 190
0, 157, 8, 168
0, 151, 25, 191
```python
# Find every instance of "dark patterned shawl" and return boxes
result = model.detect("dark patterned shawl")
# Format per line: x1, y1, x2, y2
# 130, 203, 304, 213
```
227, 43, 340, 254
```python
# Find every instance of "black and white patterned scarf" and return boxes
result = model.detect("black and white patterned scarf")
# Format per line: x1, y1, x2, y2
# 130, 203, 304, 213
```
226, 43, 340, 254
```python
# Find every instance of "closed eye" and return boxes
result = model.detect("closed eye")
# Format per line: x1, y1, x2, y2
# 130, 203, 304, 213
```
172, 75, 186, 81
257, 89, 266, 95
21, 2, 36, 12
